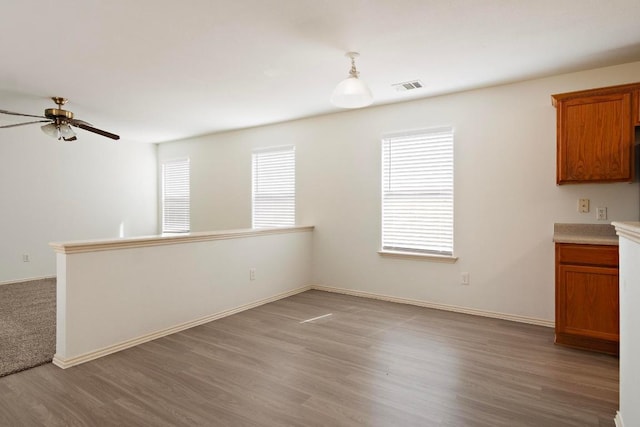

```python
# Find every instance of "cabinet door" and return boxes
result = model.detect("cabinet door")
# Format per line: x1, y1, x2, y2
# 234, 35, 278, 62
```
556, 264, 619, 342
557, 92, 632, 183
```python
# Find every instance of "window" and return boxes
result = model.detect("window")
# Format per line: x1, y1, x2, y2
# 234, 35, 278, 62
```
161, 158, 190, 233
381, 127, 454, 256
252, 146, 295, 228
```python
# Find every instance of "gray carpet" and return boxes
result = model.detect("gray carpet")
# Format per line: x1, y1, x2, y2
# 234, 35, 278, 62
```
0, 278, 56, 377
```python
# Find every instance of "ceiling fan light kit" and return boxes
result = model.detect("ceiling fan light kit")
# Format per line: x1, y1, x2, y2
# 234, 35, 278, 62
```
331, 52, 374, 109
0, 97, 120, 141
41, 122, 77, 142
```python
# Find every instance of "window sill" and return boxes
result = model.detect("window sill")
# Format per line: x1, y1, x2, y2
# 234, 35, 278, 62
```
377, 250, 458, 263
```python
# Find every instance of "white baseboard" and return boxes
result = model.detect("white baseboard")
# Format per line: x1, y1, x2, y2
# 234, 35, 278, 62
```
53, 285, 312, 369
310, 284, 554, 328
0, 275, 56, 287
53, 282, 555, 369
614, 411, 624, 427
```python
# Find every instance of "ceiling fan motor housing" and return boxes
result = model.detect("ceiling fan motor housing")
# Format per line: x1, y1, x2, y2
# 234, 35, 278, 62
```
44, 108, 73, 121
44, 97, 72, 122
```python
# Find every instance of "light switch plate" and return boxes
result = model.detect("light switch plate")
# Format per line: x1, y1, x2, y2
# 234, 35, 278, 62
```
578, 198, 590, 213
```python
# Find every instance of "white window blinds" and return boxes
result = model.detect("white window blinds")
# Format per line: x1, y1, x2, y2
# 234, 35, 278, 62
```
382, 127, 454, 255
252, 146, 295, 228
161, 158, 190, 233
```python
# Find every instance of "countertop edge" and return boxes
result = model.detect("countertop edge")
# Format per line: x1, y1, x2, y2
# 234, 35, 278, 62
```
553, 235, 619, 246
553, 223, 618, 246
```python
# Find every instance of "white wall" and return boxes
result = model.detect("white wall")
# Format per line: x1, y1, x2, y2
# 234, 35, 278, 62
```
158, 61, 640, 323
54, 228, 313, 366
0, 132, 158, 283
615, 223, 640, 427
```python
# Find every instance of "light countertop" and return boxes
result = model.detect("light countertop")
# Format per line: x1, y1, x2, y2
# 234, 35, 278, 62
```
553, 223, 618, 245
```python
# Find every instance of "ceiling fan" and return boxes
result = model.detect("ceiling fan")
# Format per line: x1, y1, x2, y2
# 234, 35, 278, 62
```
0, 97, 120, 141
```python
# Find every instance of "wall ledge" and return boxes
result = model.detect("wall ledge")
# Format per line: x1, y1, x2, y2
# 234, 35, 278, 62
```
50, 225, 314, 254
378, 250, 458, 263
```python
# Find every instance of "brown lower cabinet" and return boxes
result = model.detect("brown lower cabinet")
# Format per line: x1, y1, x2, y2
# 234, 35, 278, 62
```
555, 243, 619, 355
635, 90, 640, 126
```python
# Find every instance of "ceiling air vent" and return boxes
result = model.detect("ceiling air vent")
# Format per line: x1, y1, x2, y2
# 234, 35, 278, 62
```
392, 80, 424, 92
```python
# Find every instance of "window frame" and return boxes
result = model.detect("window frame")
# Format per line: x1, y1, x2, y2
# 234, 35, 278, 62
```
252, 145, 296, 229
160, 157, 190, 234
379, 127, 457, 262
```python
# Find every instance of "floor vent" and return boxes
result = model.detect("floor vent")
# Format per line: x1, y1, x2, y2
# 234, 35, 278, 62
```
392, 80, 424, 92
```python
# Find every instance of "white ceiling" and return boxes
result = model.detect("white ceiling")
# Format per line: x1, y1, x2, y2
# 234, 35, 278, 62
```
1, 0, 640, 143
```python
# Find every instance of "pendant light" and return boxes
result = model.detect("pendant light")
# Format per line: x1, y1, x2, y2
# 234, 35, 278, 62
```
330, 52, 373, 109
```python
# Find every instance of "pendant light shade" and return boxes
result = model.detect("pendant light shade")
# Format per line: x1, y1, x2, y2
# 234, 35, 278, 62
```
331, 52, 373, 109
59, 124, 76, 140
40, 123, 59, 138
41, 122, 77, 141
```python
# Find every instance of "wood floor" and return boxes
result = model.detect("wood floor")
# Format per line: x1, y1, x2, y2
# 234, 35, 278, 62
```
0, 290, 618, 426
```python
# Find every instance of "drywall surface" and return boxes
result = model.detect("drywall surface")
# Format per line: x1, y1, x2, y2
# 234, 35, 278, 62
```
54, 227, 313, 364
0, 133, 157, 283
158, 61, 640, 323
615, 223, 640, 427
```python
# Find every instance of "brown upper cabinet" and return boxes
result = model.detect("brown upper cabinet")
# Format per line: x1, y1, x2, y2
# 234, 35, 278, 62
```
552, 82, 640, 184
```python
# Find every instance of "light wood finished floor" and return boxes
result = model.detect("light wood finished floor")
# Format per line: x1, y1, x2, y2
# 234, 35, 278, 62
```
0, 290, 618, 426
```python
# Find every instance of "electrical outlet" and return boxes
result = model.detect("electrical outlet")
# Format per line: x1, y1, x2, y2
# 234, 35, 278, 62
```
578, 198, 590, 213
22, 254, 30, 262
249, 268, 256, 281
596, 207, 608, 221
461, 272, 470, 285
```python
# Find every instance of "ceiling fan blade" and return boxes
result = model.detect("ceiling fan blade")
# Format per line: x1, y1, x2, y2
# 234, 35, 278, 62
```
69, 118, 93, 127
0, 120, 51, 129
0, 109, 47, 119
72, 122, 120, 140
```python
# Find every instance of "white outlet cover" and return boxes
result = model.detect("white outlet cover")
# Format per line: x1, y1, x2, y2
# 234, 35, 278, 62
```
597, 207, 608, 220
461, 272, 470, 285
